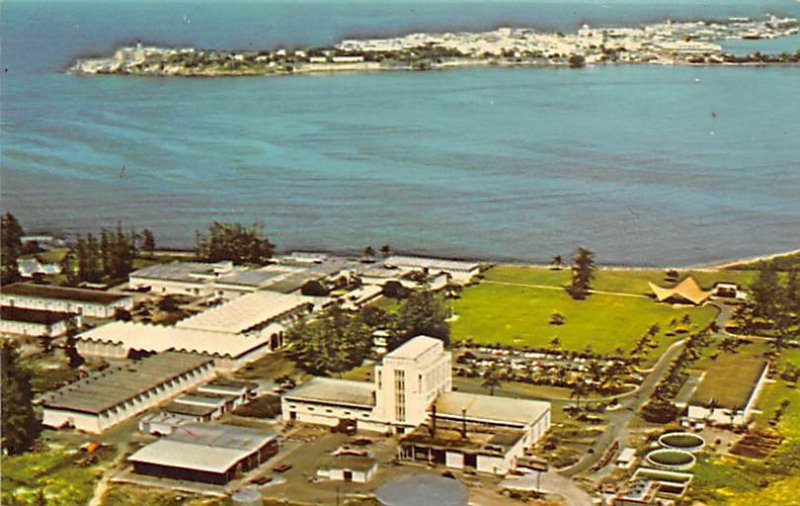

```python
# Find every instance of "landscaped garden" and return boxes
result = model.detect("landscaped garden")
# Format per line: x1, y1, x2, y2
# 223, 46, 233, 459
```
450, 265, 719, 360
689, 339, 771, 410
688, 346, 800, 505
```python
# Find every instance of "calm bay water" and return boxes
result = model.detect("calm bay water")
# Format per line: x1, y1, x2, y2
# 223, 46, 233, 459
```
1, 1, 799, 265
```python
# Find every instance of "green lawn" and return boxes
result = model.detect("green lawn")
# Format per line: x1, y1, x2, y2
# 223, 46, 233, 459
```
690, 340, 771, 409
1, 443, 116, 506
451, 276, 717, 358
689, 346, 800, 505
104, 484, 232, 506
486, 265, 758, 295
233, 351, 303, 382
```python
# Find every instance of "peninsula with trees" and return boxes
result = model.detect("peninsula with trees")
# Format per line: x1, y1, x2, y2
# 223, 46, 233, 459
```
69, 15, 799, 77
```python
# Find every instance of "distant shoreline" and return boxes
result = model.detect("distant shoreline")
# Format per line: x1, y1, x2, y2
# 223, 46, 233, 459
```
68, 16, 799, 78
137, 246, 800, 271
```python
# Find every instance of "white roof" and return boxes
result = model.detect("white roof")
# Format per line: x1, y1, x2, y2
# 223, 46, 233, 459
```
384, 255, 480, 272
436, 391, 550, 427
76, 321, 272, 359
617, 448, 636, 463
128, 424, 274, 473
284, 377, 376, 407
176, 291, 313, 334
385, 335, 444, 361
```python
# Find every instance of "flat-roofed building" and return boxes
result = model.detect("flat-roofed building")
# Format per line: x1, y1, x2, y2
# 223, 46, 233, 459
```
1, 306, 81, 337
41, 352, 214, 433
1, 283, 133, 318
128, 261, 235, 296
317, 455, 377, 483
283, 377, 380, 430
74, 321, 277, 371
128, 423, 279, 485
211, 269, 285, 299
383, 256, 481, 283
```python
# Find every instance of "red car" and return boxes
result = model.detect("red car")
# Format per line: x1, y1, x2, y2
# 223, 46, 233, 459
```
272, 463, 292, 473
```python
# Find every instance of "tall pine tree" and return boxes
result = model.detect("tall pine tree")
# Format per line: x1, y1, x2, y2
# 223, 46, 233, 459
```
1, 212, 24, 284
1, 342, 39, 455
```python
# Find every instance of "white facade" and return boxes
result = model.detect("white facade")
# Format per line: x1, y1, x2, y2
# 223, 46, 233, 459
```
0, 313, 81, 337
1, 286, 133, 319
373, 336, 452, 428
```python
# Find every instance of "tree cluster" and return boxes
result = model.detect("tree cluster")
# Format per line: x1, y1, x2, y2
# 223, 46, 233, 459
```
62, 225, 139, 284
196, 222, 274, 265
734, 265, 799, 342
1, 342, 39, 455
287, 289, 450, 376
567, 247, 596, 300
1, 212, 24, 284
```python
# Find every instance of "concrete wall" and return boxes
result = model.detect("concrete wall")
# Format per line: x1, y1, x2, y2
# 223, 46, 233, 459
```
0, 317, 79, 337
282, 398, 378, 428
1, 294, 132, 319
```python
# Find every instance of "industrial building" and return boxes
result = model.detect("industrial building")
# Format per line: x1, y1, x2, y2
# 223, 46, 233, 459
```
0, 283, 133, 318
41, 353, 214, 433
73, 320, 279, 371
128, 423, 278, 485
0, 306, 81, 337
282, 335, 551, 475
128, 261, 236, 296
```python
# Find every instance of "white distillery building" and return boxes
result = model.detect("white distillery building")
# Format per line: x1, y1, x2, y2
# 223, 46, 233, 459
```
74, 321, 280, 372
41, 353, 214, 433
0, 283, 133, 319
282, 336, 551, 475
0, 306, 81, 337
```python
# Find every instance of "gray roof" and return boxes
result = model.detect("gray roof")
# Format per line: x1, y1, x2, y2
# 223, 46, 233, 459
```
162, 401, 220, 417
128, 423, 275, 474
215, 269, 283, 288
129, 262, 215, 283
435, 391, 550, 427
377, 475, 468, 506
42, 353, 212, 414
1, 283, 131, 305
284, 377, 376, 407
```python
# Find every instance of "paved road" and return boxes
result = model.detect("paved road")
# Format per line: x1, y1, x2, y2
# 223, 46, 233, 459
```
560, 337, 689, 477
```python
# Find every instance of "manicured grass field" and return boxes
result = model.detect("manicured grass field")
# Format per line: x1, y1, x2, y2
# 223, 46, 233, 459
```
486, 265, 758, 295
690, 340, 771, 409
689, 346, 800, 505
451, 270, 718, 358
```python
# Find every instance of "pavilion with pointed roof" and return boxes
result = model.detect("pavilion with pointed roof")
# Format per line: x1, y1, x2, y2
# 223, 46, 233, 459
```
648, 276, 712, 305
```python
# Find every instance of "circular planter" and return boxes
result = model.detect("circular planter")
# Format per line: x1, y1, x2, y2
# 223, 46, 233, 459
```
645, 449, 696, 470
658, 432, 705, 452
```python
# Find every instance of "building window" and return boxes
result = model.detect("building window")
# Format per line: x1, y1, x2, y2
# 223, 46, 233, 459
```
395, 369, 406, 422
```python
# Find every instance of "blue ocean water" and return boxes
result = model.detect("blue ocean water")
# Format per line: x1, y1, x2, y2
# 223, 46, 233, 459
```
1, 1, 799, 265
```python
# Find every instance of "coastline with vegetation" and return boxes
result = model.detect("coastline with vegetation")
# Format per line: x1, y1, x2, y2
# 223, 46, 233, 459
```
69, 15, 800, 77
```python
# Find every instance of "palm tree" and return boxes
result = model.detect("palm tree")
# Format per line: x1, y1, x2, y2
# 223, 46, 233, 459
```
549, 337, 561, 350
363, 246, 375, 258
587, 361, 604, 383
481, 369, 502, 396
380, 244, 392, 258
550, 255, 563, 270
570, 381, 590, 409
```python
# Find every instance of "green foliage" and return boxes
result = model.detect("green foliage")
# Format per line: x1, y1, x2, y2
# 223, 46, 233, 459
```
196, 221, 274, 265
395, 289, 450, 344
301, 279, 330, 296
382, 280, 410, 299
481, 368, 502, 396
287, 306, 372, 376
1, 212, 24, 284
1, 342, 39, 454
63, 224, 138, 284
568, 247, 596, 300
